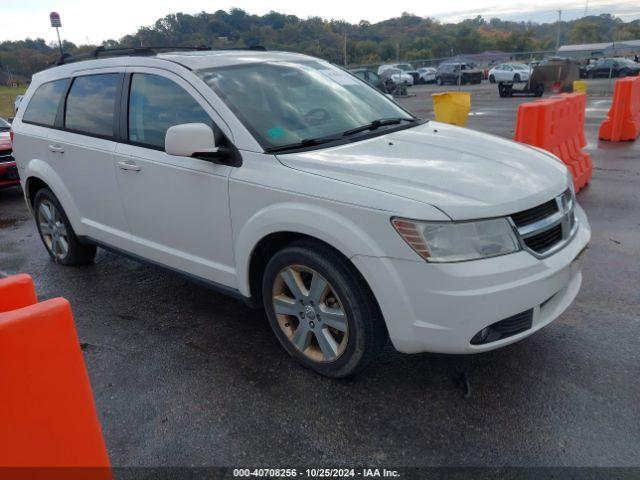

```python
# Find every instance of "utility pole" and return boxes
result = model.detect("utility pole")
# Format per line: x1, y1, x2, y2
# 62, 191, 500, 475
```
556, 10, 562, 52
396, 42, 400, 63
584, 0, 589, 17
343, 31, 347, 67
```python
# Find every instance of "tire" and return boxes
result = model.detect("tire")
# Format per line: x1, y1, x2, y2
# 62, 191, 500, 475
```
436, 77, 443, 86
34, 188, 97, 266
489, 74, 495, 83
262, 239, 387, 378
514, 73, 521, 83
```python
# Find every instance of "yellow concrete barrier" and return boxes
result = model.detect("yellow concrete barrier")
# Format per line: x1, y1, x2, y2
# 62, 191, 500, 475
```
431, 92, 471, 126
573, 80, 587, 93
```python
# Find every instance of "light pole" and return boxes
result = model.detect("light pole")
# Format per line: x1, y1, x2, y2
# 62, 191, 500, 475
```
556, 9, 562, 52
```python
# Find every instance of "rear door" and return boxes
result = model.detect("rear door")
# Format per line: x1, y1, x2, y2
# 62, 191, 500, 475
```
14, 78, 68, 182
47, 70, 130, 246
113, 68, 236, 287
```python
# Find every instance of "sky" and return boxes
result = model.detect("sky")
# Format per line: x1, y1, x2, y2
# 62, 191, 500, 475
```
2, 0, 639, 45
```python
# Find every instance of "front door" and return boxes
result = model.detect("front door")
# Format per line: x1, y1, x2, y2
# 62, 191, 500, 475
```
113, 69, 237, 288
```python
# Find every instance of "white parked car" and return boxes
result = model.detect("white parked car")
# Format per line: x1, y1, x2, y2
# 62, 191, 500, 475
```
417, 67, 437, 84
380, 68, 414, 86
12, 49, 590, 377
378, 63, 420, 84
489, 63, 532, 83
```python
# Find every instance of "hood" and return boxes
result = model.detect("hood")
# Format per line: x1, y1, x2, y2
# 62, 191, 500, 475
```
276, 122, 568, 220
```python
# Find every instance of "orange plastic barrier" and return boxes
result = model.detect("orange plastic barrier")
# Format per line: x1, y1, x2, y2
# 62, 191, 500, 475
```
514, 92, 592, 193
0, 273, 38, 312
0, 274, 111, 478
599, 76, 640, 142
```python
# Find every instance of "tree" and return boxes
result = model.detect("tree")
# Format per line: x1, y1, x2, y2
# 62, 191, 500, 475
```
569, 21, 602, 44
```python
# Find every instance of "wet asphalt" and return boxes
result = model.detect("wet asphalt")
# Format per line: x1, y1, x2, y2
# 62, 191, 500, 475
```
0, 80, 638, 468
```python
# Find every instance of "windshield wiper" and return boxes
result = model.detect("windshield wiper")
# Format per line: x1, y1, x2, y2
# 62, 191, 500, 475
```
264, 136, 341, 154
342, 117, 416, 137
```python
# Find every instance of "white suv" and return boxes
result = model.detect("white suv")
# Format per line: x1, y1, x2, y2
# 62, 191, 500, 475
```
12, 48, 590, 377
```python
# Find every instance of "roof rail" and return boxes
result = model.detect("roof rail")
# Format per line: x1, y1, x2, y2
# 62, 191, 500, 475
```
54, 45, 211, 66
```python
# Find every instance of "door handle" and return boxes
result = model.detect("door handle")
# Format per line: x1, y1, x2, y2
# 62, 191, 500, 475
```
48, 144, 64, 153
117, 161, 141, 172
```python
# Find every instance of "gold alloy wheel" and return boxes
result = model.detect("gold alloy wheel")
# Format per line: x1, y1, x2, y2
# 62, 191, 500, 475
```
272, 265, 349, 362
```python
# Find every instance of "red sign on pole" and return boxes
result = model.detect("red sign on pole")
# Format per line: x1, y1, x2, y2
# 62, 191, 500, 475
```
50, 12, 62, 28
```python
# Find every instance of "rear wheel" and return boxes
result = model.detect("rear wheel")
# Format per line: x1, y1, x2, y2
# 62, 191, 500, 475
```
262, 240, 387, 377
489, 74, 496, 83
436, 77, 443, 86
34, 188, 96, 266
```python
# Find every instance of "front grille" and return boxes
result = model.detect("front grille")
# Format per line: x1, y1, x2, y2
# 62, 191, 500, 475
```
509, 190, 576, 257
471, 309, 533, 345
492, 310, 534, 336
511, 199, 559, 227
0, 149, 12, 163
524, 224, 563, 253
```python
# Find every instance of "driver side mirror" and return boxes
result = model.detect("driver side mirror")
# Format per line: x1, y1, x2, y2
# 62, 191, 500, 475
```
165, 123, 240, 166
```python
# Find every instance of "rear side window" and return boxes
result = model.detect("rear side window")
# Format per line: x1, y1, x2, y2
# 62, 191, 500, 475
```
22, 79, 68, 126
128, 73, 214, 150
65, 74, 119, 138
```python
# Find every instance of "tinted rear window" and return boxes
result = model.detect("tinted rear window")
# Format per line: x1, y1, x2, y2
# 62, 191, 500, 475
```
22, 79, 68, 126
65, 74, 119, 138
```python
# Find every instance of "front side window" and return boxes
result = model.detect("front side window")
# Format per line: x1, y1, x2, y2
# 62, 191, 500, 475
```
65, 74, 119, 138
198, 60, 413, 150
128, 74, 214, 150
22, 79, 68, 126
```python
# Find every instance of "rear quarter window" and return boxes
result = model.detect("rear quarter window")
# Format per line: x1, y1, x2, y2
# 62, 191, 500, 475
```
22, 79, 69, 127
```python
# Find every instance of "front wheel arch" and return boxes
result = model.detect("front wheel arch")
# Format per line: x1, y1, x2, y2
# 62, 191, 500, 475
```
247, 232, 382, 320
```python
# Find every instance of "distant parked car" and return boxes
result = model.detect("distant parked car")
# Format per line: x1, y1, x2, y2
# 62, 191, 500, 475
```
350, 68, 389, 93
380, 68, 414, 86
0, 117, 19, 189
435, 63, 483, 85
14, 95, 24, 114
378, 63, 420, 84
417, 67, 437, 84
586, 58, 640, 78
488, 63, 531, 83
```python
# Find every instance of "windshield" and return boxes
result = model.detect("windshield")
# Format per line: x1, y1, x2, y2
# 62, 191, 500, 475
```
397, 64, 413, 71
198, 60, 414, 150
513, 64, 530, 70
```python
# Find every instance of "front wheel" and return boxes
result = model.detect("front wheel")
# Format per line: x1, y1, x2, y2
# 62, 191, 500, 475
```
514, 73, 521, 82
262, 240, 387, 378
34, 188, 97, 266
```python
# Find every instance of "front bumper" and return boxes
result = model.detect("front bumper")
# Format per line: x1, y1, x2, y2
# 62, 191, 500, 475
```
352, 205, 591, 354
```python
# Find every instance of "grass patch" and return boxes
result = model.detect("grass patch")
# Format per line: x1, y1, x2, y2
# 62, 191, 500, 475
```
0, 85, 27, 120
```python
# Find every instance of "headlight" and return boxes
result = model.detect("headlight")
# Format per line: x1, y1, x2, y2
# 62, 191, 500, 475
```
391, 217, 521, 262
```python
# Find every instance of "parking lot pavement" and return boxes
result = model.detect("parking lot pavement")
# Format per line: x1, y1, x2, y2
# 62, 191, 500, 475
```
0, 84, 639, 467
